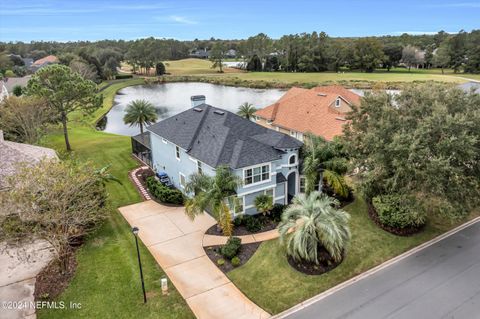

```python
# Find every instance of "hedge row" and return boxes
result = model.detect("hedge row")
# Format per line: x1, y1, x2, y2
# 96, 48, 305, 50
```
146, 176, 184, 205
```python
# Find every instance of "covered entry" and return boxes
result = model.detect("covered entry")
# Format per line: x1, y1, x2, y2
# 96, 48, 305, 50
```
287, 171, 297, 203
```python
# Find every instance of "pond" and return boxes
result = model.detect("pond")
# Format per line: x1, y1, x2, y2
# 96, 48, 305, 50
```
98, 82, 285, 136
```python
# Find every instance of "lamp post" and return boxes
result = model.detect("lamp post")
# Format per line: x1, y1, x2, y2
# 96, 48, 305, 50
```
132, 226, 147, 303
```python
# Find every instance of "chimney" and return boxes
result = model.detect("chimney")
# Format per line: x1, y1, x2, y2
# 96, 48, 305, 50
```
191, 95, 206, 108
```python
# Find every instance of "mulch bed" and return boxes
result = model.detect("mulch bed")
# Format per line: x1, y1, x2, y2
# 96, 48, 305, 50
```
133, 167, 182, 207
205, 215, 279, 236
287, 247, 343, 276
204, 242, 261, 274
35, 254, 77, 301
367, 201, 424, 236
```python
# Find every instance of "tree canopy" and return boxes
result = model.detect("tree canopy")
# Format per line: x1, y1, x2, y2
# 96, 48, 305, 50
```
344, 83, 480, 219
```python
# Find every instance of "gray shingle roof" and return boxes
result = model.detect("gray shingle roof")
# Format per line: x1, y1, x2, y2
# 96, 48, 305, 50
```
147, 104, 302, 169
0, 138, 58, 190
132, 131, 151, 148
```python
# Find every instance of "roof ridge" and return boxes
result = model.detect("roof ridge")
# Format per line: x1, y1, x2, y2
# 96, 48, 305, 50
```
186, 104, 211, 151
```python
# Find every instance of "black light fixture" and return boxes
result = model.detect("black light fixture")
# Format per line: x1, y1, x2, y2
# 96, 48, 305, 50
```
132, 226, 147, 303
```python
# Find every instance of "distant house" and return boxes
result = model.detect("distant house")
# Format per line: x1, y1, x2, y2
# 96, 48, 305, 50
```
0, 130, 58, 191
189, 49, 210, 59
134, 95, 303, 214
254, 85, 361, 141
30, 55, 59, 72
2, 75, 31, 95
225, 49, 237, 58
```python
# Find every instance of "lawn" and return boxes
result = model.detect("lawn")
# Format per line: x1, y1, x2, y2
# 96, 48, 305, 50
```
161, 59, 475, 85
164, 58, 243, 75
228, 197, 479, 314
37, 81, 194, 319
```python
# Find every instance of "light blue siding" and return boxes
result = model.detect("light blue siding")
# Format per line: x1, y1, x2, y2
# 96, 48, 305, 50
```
149, 129, 300, 215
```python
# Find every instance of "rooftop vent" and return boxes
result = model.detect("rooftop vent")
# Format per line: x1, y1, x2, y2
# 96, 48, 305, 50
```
335, 117, 346, 121
191, 95, 206, 108
213, 110, 225, 115
193, 107, 203, 112
317, 93, 327, 97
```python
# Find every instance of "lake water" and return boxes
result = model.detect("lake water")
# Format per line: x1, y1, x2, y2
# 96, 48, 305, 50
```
99, 82, 285, 136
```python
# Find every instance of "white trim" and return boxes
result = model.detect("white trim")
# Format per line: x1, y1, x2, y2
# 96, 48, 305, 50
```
237, 183, 277, 196
179, 172, 186, 189
242, 163, 271, 188
273, 216, 480, 319
275, 196, 285, 201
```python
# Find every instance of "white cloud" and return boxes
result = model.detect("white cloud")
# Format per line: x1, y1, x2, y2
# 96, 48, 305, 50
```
168, 15, 197, 25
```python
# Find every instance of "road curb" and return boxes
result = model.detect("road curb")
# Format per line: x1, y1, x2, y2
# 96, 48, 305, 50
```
273, 216, 480, 319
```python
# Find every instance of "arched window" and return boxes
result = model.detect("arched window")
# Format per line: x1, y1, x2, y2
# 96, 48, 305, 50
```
289, 154, 296, 165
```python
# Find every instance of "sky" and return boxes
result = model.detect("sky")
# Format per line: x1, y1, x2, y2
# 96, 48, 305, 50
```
0, 0, 479, 42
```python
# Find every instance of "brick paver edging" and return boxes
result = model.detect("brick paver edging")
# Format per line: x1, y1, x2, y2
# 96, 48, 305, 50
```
129, 166, 152, 201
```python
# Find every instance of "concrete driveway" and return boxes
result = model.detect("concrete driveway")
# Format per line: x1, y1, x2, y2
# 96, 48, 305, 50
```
282, 218, 480, 319
0, 240, 55, 319
119, 200, 270, 319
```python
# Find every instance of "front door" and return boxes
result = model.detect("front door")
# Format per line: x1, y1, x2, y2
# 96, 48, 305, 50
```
287, 172, 296, 203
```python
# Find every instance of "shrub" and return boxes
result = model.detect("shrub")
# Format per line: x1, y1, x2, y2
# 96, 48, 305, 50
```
115, 74, 133, 79
271, 203, 286, 222
220, 236, 241, 259
217, 258, 225, 266
231, 256, 241, 267
243, 215, 262, 232
146, 176, 184, 205
4, 70, 15, 77
233, 215, 243, 227
372, 194, 426, 229
12, 85, 23, 96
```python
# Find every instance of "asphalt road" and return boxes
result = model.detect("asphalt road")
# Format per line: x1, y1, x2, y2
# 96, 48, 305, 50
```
286, 220, 480, 319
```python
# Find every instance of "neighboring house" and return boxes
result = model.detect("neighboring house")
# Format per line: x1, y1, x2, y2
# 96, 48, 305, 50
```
458, 81, 480, 95
0, 130, 58, 191
30, 55, 59, 72
3, 75, 31, 94
189, 49, 210, 59
225, 49, 237, 58
254, 85, 361, 141
141, 96, 303, 215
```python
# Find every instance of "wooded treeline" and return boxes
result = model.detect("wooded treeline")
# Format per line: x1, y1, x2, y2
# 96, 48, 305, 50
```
1, 29, 479, 74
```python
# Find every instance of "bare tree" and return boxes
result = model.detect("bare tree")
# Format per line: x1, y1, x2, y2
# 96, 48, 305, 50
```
0, 160, 108, 273
69, 60, 98, 82
0, 96, 53, 143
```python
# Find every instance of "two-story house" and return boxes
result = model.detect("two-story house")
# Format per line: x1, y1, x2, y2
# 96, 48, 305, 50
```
254, 85, 361, 141
145, 96, 303, 216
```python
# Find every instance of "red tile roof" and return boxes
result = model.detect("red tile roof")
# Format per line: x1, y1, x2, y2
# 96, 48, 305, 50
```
255, 85, 361, 141
32, 55, 58, 66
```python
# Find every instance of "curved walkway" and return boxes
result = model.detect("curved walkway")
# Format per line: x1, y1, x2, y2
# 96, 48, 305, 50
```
119, 200, 270, 319
203, 229, 280, 247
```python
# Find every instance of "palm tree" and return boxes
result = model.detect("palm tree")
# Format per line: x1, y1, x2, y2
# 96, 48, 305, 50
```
123, 99, 158, 135
184, 166, 242, 236
279, 192, 350, 264
237, 102, 257, 120
254, 194, 273, 216
302, 133, 350, 198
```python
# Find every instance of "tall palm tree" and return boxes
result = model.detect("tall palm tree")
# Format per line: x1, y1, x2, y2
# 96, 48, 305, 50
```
237, 102, 257, 120
123, 99, 158, 135
302, 133, 350, 198
184, 166, 242, 236
279, 192, 350, 264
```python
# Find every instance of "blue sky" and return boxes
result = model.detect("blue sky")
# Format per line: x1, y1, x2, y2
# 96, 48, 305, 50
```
0, 0, 479, 42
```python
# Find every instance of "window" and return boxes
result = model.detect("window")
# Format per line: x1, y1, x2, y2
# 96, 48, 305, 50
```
300, 176, 306, 193
225, 195, 244, 215
197, 161, 203, 174
175, 146, 180, 160
179, 173, 186, 188
335, 98, 341, 107
244, 164, 270, 185
289, 155, 296, 165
